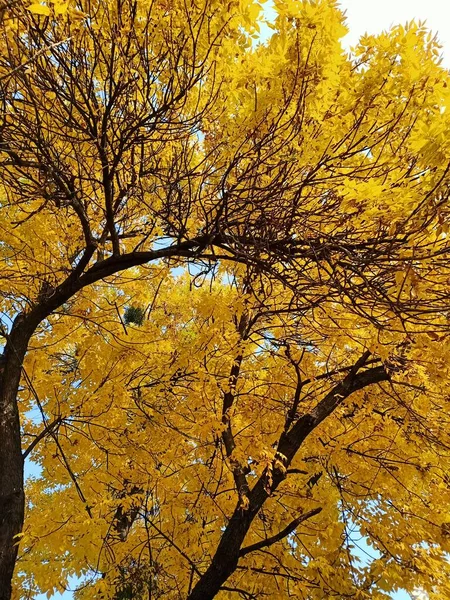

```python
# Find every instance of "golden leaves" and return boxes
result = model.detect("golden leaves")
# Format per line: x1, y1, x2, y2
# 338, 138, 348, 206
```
27, 1, 68, 16
27, 3, 51, 15
2, 1, 450, 599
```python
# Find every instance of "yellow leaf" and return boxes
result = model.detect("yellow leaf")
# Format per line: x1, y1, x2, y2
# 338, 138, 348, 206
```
426, 331, 440, 341
53, 1, 68, 14
28, 3, 51, 15
13, 532, 24, 546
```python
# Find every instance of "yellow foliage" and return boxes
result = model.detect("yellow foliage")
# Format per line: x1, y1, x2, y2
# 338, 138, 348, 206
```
0, 1, 448, 599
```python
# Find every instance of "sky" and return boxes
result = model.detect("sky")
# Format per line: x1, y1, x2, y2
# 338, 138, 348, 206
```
341, 0, 450, 65
30, 1, 448, 599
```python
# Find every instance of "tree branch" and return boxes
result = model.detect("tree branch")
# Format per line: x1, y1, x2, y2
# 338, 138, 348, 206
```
187, 355, 389, 600
239, 507, 322, 557
22, 416, 63, 460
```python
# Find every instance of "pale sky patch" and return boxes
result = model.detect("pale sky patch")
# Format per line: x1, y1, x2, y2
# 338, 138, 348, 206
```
340, 0, 450, 66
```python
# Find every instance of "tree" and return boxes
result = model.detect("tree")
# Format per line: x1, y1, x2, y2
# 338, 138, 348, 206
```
0, 0, 449, 598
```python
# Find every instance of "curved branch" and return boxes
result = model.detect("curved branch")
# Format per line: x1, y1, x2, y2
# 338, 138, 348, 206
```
187, 356, 389, 600
239, 507, 322, 557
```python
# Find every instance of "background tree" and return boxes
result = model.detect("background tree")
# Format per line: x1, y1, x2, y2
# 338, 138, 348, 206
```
0, 0, 449, 599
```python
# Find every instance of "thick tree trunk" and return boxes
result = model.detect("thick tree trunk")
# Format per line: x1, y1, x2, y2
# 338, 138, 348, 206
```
187, 507, 255, 600
0, 315, 34, 599
0, 402, 24, 600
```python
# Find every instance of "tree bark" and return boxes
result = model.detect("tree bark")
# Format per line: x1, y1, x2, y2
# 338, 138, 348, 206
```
0, 315, 36, 600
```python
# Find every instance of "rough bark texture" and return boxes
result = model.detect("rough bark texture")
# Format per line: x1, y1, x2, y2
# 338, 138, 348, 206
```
0, 315, 34, 599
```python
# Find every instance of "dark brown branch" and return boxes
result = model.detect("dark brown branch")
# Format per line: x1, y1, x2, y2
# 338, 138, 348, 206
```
146, 518, 202, 577
0, 38, 71, 82
22, 416, 63, 460
188, 356, 389, 600
239, 507, 322, 557
219, 586, 257, 599
284, 343, 304, 431
221, 313, 250, 500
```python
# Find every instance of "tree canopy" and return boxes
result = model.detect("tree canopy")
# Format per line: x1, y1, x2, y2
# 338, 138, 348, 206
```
0, 1, 449, 599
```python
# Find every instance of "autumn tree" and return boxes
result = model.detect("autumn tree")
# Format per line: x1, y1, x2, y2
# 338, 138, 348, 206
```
0, 0, 449, 599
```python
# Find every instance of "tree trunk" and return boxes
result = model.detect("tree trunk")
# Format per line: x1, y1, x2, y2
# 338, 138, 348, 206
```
0, 401, 23, 600
0, 315, 34, 599
187, 507, 255, 600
